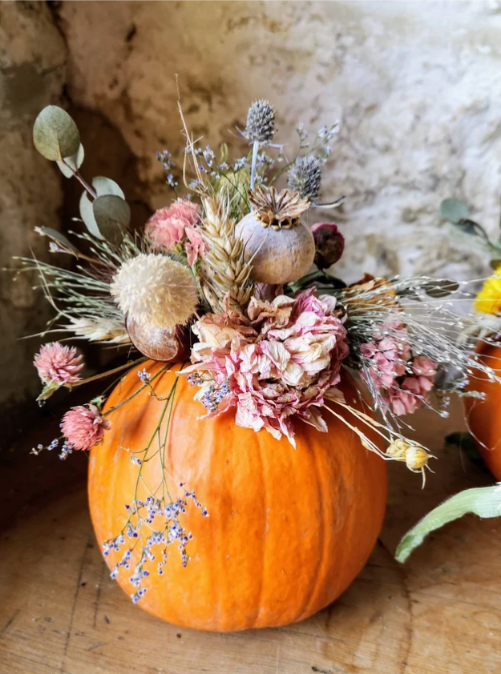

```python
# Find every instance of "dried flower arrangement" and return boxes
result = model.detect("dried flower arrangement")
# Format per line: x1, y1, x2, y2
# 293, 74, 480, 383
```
14, 100, 501, 629
395, 197, 501, 563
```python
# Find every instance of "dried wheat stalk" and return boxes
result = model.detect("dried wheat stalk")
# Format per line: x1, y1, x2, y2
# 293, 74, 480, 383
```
199, 194, 254, 313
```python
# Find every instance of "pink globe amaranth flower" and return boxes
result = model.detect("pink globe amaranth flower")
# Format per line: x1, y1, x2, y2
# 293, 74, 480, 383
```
34, 342, 84, 386
61, 405, 111, 451
146, 199, 206, 265
185, 288, 349, 446
311, 222, 345, 269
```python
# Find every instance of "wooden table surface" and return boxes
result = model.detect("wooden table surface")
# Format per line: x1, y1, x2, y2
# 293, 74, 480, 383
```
1, 400, 501, 674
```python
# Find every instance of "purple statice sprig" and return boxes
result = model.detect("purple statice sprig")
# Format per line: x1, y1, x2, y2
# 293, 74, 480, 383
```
187, 372, 230, 415
103, 487, 208, 604
31, 437, 73, 461
157, 150, 178, 190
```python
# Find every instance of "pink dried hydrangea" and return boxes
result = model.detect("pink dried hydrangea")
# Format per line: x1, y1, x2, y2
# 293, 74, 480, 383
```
387, 356, 437, 416
184, 289, 349, 446
34, 342, 84, 386
360, 325, 437, 416
61, 404, 110, 451
146, 199, 205, 266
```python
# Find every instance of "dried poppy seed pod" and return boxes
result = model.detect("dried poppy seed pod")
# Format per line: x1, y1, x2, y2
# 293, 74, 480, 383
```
311, 222, 345, 269
236, 186, 315, 284
126, 317, 190, 362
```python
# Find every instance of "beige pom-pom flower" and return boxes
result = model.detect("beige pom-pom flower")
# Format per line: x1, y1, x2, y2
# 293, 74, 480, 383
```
111, 253, 198, 330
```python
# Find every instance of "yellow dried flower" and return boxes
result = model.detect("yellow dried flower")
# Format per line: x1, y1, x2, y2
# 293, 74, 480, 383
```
111, 253, 198, 330
475, 265, 501, 315
387, 439, 430, 472
386, 439, 409, 461
404, 445, 430, 471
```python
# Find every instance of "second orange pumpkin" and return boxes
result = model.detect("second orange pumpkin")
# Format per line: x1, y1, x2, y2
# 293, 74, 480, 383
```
465, 342, 501, 480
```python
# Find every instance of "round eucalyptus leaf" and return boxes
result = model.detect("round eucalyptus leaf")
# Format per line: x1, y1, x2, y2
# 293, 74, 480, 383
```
33, 106, 80, 161
92, 176, 125, 199
440, 198, 469, 224
56, 144, 85, 178
423, 279, 459, 298
79, 191, 104, 240
92, 194, 131, 242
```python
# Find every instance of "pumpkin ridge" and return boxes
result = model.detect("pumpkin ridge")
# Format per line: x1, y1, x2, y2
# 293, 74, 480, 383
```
301, 429, 326, 621
252, 423, 267, 629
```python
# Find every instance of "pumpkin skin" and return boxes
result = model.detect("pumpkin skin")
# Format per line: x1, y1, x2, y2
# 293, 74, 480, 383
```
89, 361, 387, 631
465, 342, 501, 480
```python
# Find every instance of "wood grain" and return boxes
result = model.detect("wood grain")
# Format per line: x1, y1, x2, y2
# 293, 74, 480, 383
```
1, 400, 501, 674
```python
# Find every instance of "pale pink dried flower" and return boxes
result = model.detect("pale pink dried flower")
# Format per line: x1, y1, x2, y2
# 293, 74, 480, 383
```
360, 325, 437, 417
34, 342, 84, 385
185, 288, 349, 446
146, 199, 205, 265
61, 404, 110, 451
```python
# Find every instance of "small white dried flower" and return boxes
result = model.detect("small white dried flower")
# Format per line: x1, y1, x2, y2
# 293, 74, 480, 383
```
245, 100, 276, 144
110, 253, 198, 330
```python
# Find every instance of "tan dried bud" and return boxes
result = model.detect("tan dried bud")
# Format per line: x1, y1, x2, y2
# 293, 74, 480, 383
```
404, 445, 430, 472
126, 317, 190, 362
386, 439, 410, 462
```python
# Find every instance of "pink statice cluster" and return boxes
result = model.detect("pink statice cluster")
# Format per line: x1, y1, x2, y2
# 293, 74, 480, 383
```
61, 404, 111, 451
34, 342, 84, 386
146, 199, 205, 266
360, 322, 437, 416
184, 288, 349, 446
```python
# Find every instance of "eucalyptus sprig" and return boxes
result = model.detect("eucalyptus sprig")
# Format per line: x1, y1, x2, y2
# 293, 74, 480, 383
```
33, 105, 131, 244
440, 198, 501, 264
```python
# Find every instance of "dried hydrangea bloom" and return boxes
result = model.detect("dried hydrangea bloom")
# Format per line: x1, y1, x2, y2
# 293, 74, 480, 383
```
360, 325, 437, 417
146, 199, 205, 266
185, 288, 349, 447
34, 342, 84, 385
61, 404, 110, 451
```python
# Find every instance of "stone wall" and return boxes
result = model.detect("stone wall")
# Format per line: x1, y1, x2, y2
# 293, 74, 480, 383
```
2, 0, 501, 433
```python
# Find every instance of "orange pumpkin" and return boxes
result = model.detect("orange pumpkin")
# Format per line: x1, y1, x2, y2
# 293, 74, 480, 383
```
465, 342, 501, 480
89, 361, 387, 631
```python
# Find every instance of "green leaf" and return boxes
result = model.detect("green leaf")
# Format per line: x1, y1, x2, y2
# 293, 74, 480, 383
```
490, 258, 501, 270
440, 198, 469, 224
92, 194, 131, 242
36, 381, 60, 402
56, 144, 85, 178
33, 106, 80, 161
423, 279, 459, 298
34, 226, 78, 253
454, 218, 489, 241
395, 484, 501, 563
92, 176, 125, 199
79, 191, 104, 240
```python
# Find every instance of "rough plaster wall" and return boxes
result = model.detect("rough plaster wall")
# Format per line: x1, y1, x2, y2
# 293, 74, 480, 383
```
3, 0, 501, 422
0, 2, 67, 421
57, 0, 501, 285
